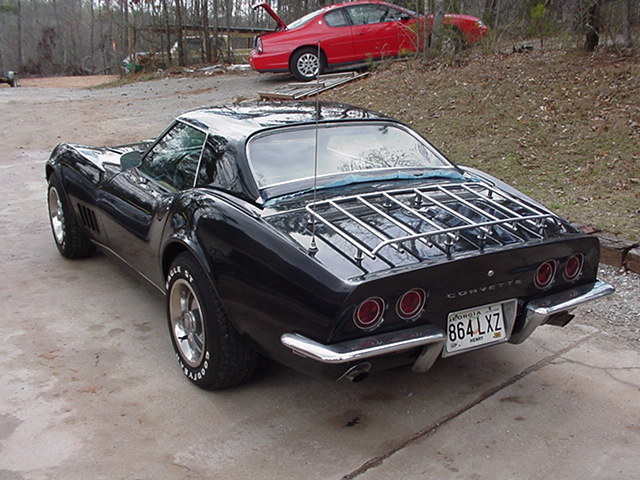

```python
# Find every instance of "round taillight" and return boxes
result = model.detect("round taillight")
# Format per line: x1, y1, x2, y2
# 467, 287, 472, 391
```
353, 297, 385, 330
564, 254, 584, 281
396, 288, 426, 320
535, 260, 557, 289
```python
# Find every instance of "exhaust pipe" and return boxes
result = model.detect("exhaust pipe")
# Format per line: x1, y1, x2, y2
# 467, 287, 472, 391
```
339, 362, 371, 383
544, 311, 575, 327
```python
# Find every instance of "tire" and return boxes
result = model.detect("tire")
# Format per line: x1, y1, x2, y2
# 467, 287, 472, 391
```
166, 253, 258, 390
290, 47, 324, 81
47, 173, 95, 259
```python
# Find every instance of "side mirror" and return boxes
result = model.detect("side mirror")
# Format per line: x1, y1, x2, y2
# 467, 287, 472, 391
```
120, 150, 142, 170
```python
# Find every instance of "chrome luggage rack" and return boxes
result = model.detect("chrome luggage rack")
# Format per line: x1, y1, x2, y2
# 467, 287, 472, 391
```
305, 182, 570, 264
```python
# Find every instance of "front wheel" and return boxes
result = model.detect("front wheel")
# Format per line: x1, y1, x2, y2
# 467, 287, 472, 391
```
290, 47, 325, 81
166, 253, 258, 390
47, 173, 95, 259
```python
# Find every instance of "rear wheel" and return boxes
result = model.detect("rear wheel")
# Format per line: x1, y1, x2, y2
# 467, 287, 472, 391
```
166, 253, 258, 390
47, 173, 95, 259
290, 47, 324, 81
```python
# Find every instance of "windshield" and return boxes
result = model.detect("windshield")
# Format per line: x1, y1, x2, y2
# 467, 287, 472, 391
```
247, 122, 451, 189
288, 9, 323, 29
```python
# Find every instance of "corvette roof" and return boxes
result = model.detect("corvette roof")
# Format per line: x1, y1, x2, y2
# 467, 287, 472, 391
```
177, 101, 391, 142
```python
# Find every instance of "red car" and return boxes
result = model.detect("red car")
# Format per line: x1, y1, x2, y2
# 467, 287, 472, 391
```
250, 1, 489, 81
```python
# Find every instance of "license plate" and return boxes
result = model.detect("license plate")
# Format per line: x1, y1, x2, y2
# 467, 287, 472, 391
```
445, 301, 507, 355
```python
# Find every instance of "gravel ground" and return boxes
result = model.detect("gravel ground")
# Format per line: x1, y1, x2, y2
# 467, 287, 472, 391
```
578, 264, 640, 348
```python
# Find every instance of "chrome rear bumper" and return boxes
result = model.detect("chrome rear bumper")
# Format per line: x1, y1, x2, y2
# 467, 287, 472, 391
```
509, 279, 615, 344
281, 325, 445, 364
280, 279, 614, 367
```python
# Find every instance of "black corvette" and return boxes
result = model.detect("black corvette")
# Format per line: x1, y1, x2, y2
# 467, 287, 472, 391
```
46, 101, 614, 389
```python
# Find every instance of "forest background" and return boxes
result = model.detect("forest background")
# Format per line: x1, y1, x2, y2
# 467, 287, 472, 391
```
0, 0, 637, 76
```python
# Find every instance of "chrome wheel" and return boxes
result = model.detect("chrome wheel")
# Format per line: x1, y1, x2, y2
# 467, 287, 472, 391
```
296, 52, 319, 79
166, 252, 258, 389
169, 278, 206, 368
48, 186, 65, 245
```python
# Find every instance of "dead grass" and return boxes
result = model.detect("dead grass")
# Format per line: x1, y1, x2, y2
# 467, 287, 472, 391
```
323, 48, 639, 242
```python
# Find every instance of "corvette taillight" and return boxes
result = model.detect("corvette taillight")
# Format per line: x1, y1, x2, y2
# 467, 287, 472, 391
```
353, 297, 385, 330
535, 260, 557, 289
396, 288, 426, 320
564, 254, 584, 281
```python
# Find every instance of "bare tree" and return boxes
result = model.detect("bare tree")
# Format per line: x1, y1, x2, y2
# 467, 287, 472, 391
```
622, 0, 633, 47
483, 0, 500, 30
212, 0, 219, 62
583, 0, 602, 51
429, 0, 445, 57
202, 0, 211, 62
16, 0, 23, 65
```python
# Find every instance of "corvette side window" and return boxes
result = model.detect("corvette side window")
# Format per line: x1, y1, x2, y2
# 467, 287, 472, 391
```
193, 134, 244, 194
139, 122, 206, 191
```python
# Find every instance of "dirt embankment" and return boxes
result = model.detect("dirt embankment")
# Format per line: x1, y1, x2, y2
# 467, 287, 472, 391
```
323, 48, 640, 243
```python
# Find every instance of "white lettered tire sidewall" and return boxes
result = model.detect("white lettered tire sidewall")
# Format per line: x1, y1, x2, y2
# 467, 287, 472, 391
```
166, 260, 213, 387
166, 253, 258, 390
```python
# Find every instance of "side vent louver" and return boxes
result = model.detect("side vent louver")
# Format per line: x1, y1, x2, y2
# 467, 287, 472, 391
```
77, 203, 100, 234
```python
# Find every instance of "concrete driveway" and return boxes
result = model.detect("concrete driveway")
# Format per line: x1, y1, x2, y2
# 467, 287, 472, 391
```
1, 73, 638, 480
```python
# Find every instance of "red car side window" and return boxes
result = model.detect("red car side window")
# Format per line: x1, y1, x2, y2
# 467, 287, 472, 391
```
324, 9, 350, 28
384, 6, 411, 22
346, 5, 388, 25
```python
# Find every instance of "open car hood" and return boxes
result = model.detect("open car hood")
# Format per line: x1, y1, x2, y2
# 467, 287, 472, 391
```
252, 2, 287, 31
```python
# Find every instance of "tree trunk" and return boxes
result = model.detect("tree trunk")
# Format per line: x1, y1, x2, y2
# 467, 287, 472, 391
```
122, 0, 130, 64
212, 0, 219, 62
89, 0, 95, 72
226, 0, 232, 61
622, 0, 633, 47
161, 0, 172, 65
431, 0, 445, 56
17, 0, 23, 67
203, 0, 211, 63
483, 0, 498, 29
584, 0, 601, 52
422, 0, 429, 60
423, 0, 445, 60
175, 0, 185, 65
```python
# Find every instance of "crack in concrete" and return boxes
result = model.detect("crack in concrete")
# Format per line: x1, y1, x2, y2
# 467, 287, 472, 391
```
552, 356, 640, 390
341, 332, 599, 480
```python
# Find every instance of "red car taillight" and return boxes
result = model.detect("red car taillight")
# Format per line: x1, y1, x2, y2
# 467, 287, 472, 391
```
564, 254, 584, 281
396, 288, 426, 320
353, 297, 385, 330
535, 260, 557, 289
254, 37, 263, 53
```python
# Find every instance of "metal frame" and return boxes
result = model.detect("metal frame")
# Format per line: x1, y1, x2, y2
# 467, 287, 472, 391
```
305, 182, 569, 264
